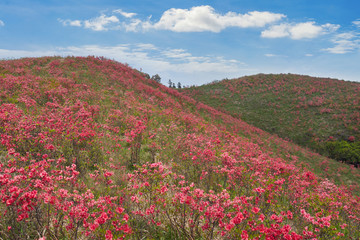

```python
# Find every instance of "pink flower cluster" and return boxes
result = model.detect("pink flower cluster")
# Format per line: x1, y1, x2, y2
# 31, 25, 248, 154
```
0, 56, 359, 239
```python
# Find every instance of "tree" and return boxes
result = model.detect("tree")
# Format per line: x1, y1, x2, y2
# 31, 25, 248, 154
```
151, 74, 161, 83
168, 79, 172, 88
172, 83, 176, 88
177, 82, 182, 89
143, 73, 150, 79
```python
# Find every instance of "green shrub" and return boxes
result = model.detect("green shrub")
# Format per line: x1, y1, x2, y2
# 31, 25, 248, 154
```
326, 141, 360, 166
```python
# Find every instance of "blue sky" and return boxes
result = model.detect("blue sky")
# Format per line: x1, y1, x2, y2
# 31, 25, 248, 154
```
0, 0, 359, 85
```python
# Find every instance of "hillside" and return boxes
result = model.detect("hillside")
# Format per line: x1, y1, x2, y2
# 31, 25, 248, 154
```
182, 74, 360, 166
1, 57, 360, 239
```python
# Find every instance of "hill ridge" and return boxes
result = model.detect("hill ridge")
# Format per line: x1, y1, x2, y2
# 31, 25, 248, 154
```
182, 73, 360, 166
0, 56, 359, 239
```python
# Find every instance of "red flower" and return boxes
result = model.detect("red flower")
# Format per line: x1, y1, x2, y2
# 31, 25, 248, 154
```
105, 230, 113, 240
8, 148, 16, 155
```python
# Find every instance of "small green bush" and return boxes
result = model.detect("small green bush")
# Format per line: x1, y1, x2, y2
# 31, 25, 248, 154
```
326, 141, 360, 166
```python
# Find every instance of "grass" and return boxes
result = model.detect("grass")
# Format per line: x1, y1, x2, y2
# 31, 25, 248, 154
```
181, 73, 360, 164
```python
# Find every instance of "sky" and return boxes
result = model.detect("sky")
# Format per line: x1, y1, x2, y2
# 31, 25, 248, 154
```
0, 0, 359, 86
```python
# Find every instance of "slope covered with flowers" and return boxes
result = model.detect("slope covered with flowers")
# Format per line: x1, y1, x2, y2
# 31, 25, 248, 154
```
0, 57, 359, 239
182, 74, 360, 166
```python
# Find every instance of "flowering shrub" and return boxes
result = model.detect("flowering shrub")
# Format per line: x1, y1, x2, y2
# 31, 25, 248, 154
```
0, 56, 359, 239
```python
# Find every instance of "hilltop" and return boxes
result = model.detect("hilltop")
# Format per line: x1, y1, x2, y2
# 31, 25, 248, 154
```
181, 74, 360, 166
1, 57, 360, 239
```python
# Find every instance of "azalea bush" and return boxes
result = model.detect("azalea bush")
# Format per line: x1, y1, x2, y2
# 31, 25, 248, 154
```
0, 56, 359, 239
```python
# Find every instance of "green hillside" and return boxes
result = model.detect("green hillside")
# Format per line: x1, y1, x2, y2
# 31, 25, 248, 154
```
1, 57, 360, 239
182, 74, 360, 166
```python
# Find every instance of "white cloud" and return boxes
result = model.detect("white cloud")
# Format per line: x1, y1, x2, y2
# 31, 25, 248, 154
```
261, 24, 289, 38
68, 20, 82, 27
60, 6, 284, 33
84, 14, 119, 31
161, 49, 192, 59
290, 22, 324, 39
134, 43, 158, 51
323, 32, 360, 54
264, 53, 289, 58
113, 9, 137, 18
0, 20, 4, 26
0, 48, 61, 58
305, 54, 313, 57
261, 21, 339, 39
59, 19, 82, 27
148, 6, 285, 32
265, 53, 277, 57
59, 14, 120, 31
353, 20, 360, 27
0, 44, 247, 85
123, 19, 145, 32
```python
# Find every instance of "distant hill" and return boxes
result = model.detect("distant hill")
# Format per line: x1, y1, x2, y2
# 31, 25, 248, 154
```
182, 74, 360, 166
1, 58, 360, 239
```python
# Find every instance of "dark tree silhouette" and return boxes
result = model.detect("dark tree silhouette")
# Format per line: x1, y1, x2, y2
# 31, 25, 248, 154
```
151, 74, 161, 83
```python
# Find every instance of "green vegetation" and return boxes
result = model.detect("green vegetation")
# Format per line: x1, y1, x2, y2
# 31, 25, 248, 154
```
326, 140, 360, 166
182, 74, 360, 166
1, 57, 360, 239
